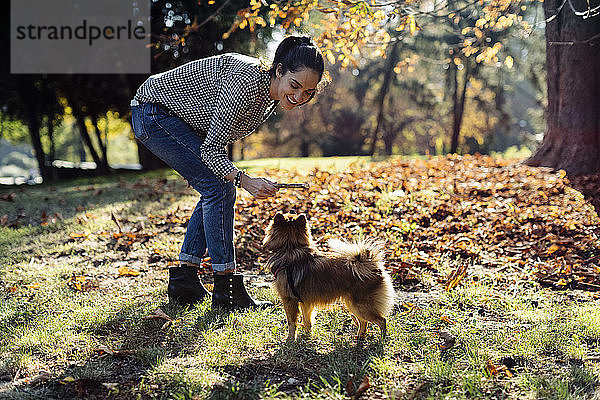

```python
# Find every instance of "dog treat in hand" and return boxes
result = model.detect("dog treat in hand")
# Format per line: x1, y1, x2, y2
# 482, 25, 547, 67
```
274, 183, 310, 189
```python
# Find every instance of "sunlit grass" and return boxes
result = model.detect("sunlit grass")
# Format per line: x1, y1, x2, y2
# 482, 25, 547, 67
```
0, 156, 599, 398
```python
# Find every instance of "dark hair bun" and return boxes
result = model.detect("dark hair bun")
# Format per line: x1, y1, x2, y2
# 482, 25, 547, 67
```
270, 35, 324, 80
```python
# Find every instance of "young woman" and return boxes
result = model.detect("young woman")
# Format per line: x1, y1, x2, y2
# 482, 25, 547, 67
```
130, 35, 325, 309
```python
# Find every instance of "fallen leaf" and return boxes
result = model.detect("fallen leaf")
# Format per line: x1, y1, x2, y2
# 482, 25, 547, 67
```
547, 244, 563, 255
440, 315, 456, 324
102, 382, 119, 390
67, 275, 96, 292
96, 345, 135, 357
160, 319, 182, 330
444, 264, 468, 291
69, 232, 89, 239
401, 302, 419, 313
25, 283, 40, 289
29, 371, 52, 385
60, 376, 76, 384
118, 266, 141, 277
97, 345, 114, 355
144, 308, 173, 323
354, 375, 371, 399
486, 360, 513, 377
345, 374, 355, 396
111, 211, 123, 233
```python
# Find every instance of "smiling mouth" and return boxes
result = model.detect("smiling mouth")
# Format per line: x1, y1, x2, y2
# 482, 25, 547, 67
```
286, 95, 298, 105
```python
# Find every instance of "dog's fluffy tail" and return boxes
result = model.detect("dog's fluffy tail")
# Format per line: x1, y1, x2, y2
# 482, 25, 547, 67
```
328, 238, 395, 317
327, 238, 385, 279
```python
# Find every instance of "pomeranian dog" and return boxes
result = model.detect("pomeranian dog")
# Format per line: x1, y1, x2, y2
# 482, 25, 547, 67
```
263, 213, 396, 342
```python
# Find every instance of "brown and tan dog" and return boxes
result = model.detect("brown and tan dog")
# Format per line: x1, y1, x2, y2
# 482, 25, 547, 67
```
263, 213, 396, 342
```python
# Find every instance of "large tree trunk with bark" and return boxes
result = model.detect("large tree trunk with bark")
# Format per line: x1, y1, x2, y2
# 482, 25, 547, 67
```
526, 1, 600, 174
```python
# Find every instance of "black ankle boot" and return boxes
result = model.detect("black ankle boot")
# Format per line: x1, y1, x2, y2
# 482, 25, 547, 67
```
168, 265, 211, 305
212, 273, 234, 309
232, 273, 272, 309
211, 273, 272, 309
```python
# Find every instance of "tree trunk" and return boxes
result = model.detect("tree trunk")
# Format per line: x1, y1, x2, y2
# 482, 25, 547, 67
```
16, 78, 51, 181
47, 117, 55, 163
449, 61, 469, 154
368, 41, 400, 156
47, 117, 58, 181
91, 114, 109, 169
383, 117, 417, 155
67, 93, 106, 171
24, 102, 48, 181
526, 1, 600, 174
383, 124, 396, 155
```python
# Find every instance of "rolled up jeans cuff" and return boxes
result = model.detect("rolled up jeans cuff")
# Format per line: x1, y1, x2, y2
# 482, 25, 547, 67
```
179, 253, 205, 267
179, 254, 235, 272
210, 260, 236, 273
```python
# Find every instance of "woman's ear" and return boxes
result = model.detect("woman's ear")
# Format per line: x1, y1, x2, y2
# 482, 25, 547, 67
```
275, 63, 283, 78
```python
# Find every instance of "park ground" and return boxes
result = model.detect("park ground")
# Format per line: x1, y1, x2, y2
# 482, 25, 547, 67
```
1, 155, 600, 399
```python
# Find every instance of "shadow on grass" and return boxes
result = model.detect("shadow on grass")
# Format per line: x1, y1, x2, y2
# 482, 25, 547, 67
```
0, 298, 230, 399
0, 170, 190, 264
208, 338, 386, 399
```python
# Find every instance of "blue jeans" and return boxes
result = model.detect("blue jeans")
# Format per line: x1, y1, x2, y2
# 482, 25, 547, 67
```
131, 102, 236, 272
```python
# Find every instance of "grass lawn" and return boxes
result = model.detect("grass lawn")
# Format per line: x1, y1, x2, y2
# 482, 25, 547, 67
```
1, 155, 599, 399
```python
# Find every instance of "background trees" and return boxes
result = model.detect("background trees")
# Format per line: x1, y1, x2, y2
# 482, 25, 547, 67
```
233, 0, 599, 173
2, 0, 597, 179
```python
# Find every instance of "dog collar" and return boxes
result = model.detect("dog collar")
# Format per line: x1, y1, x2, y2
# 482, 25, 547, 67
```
272, 265, 303, 303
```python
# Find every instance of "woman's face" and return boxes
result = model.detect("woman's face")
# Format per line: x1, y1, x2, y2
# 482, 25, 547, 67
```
271, 65, 321, 110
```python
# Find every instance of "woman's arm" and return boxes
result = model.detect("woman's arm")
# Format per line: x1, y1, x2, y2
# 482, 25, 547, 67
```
224, 170, 278, 199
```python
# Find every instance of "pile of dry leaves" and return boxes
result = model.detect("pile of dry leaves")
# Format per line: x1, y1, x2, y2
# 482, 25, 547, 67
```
231, 155, 600, 292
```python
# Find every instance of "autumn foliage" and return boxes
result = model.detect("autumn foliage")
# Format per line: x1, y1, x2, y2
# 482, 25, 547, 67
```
227, 0, 531, 68
234, 155, 600, 292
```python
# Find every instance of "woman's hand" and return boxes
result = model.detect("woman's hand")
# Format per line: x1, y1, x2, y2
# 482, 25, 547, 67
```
240, 174, 279, 199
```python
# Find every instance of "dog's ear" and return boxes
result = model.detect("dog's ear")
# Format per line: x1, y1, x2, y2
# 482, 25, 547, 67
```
294, 214, 307, 226
274, 213, 286, 224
